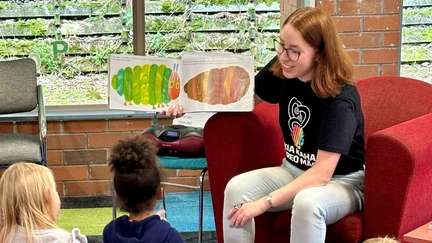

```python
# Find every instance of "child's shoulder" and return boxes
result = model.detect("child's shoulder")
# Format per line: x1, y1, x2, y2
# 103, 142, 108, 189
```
34, 228, 87, 243
12, 226, 87, 243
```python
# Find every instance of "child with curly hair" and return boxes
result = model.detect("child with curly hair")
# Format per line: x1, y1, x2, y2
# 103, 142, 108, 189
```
103, 135, 185, 243
0, 162, 87, 243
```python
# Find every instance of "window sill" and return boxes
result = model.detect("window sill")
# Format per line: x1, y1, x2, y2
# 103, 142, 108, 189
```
0, 108, 159, 122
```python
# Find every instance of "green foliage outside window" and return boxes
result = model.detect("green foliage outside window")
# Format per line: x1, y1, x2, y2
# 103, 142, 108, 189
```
0, 0, 281, 106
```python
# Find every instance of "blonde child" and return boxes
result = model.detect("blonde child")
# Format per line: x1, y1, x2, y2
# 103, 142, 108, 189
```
363, 236, 399, 243
0, 162, 87, 243
103, 135, 185, 243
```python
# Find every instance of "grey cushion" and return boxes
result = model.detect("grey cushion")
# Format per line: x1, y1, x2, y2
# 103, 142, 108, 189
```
0, 134, 42, 165
0, 58, 38, 114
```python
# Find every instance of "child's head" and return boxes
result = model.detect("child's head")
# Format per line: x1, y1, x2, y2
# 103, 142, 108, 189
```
0, 162, 60, 242
363, 236, 399, 243
109, 135, 161, 214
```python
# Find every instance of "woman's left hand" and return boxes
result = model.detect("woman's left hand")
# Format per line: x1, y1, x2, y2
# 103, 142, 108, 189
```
227, 199, 268, 228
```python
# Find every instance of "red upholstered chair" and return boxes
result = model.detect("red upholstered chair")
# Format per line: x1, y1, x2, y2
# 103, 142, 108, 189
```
203, 76, 432, 243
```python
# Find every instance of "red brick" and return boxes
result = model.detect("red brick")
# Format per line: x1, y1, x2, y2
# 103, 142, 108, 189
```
346, 50, 360, 64
87, 132, 131, 148
48, 150, 63, 165
16, 121, 60, 134
63, 120, 107, 133
364, 16, 400, 31
340, 33, 380, 48
353, 65, 380, 80
280, 0, 300, 21
56, 182, 65, 197
47, 122, 61, 134
332, 16, 361, 32
318, 0, 336, 15
109, 119, 151, 132
363, 49, 399, 64
383, 32, 400, 47
339, 0, 382, 15
65, 181, 110, 196
47, 134, 86, 149
89, 165, 111, 180
50, 166, 87, 181
162, 168, 177, 178
384, 0, 401, 14
0, 122, 14, 133
16, 121, 37, 134
132, 131, 144, 136
178, 169, 204, 177
382, 63, 399, 76
63, 149, 107, 165
157, 118, 174, 125
204, 179, 210, 191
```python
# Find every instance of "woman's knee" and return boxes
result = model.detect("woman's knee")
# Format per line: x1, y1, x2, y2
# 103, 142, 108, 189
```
292, 188, 325, 217
224, 175, 246, 199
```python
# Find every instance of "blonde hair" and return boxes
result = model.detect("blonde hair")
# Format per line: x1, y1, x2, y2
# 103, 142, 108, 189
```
363, 236, 399, 243
271, 7, 354, 98
0, 162, 59, 243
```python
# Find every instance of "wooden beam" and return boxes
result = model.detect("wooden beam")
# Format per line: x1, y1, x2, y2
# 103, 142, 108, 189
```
133, 0, 145, 56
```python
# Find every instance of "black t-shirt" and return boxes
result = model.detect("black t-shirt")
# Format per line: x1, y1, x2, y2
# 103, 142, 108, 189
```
255, 57, 365, 175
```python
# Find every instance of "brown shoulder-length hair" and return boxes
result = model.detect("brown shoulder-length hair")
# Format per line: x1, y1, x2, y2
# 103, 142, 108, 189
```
271, 7, 354, 98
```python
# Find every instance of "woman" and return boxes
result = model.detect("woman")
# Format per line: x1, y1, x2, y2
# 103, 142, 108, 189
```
164, 7, 365, 243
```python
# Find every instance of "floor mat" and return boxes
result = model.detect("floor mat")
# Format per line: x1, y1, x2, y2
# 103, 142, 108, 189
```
58, 191, 215, 235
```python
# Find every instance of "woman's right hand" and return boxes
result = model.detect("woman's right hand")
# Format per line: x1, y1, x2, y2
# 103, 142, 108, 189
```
159, 104, 184, 118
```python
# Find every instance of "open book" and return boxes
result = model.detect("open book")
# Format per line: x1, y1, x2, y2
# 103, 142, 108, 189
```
108, 53, 254, 113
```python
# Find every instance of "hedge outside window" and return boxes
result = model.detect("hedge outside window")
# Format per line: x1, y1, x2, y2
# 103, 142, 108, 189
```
0, 0, 280, 107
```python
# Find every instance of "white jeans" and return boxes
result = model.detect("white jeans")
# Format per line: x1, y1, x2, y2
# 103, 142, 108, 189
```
223, 159, 364, 243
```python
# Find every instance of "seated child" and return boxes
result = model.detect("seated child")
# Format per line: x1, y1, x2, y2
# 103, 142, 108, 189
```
0, 162, 87, 243
103, 135, 185, 243
363, 236, 399, 243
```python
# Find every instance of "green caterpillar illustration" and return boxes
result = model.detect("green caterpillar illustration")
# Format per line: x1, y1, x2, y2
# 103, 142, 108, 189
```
111, 64, 180, 109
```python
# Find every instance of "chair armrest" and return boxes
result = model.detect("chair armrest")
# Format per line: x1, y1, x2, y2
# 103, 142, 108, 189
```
203, 102, 284, 242
364, 113, 432, 240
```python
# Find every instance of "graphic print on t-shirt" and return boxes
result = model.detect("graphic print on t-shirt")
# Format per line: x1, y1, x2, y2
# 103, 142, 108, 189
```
288, 97, 310, 149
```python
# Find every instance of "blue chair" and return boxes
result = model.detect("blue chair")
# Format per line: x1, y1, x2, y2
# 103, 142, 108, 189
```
159, 156, 208, 243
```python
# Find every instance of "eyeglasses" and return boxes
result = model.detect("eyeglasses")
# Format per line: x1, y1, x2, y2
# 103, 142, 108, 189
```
273, 39, 300, 62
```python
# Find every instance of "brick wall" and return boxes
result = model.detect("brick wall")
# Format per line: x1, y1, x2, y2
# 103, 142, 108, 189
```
280, 0, 300, 23
0, 118, 210, 197
318, 0, 402, 80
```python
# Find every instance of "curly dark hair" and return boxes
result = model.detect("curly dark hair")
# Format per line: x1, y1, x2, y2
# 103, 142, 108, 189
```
109, 135, 161, 214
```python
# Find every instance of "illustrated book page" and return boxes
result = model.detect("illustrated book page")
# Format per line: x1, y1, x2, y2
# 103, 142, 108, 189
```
108, 53, 254, 112
109, 54, 182, 111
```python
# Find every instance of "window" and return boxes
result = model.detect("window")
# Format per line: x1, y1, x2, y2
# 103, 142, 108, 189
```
400, 0, 432, 84
0, 0, 281, 107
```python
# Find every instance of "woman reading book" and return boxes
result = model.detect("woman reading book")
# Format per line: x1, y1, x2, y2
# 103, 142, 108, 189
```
161, 6, 365, 243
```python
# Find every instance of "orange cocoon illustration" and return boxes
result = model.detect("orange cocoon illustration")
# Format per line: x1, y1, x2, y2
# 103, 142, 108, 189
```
183, 66, 250, 105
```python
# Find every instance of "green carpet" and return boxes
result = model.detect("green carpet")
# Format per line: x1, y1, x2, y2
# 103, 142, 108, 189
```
57, 192, 216, 237
58, 207, 124, 236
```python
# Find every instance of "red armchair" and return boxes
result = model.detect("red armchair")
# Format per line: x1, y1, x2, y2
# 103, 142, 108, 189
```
203, 76, 432, 243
